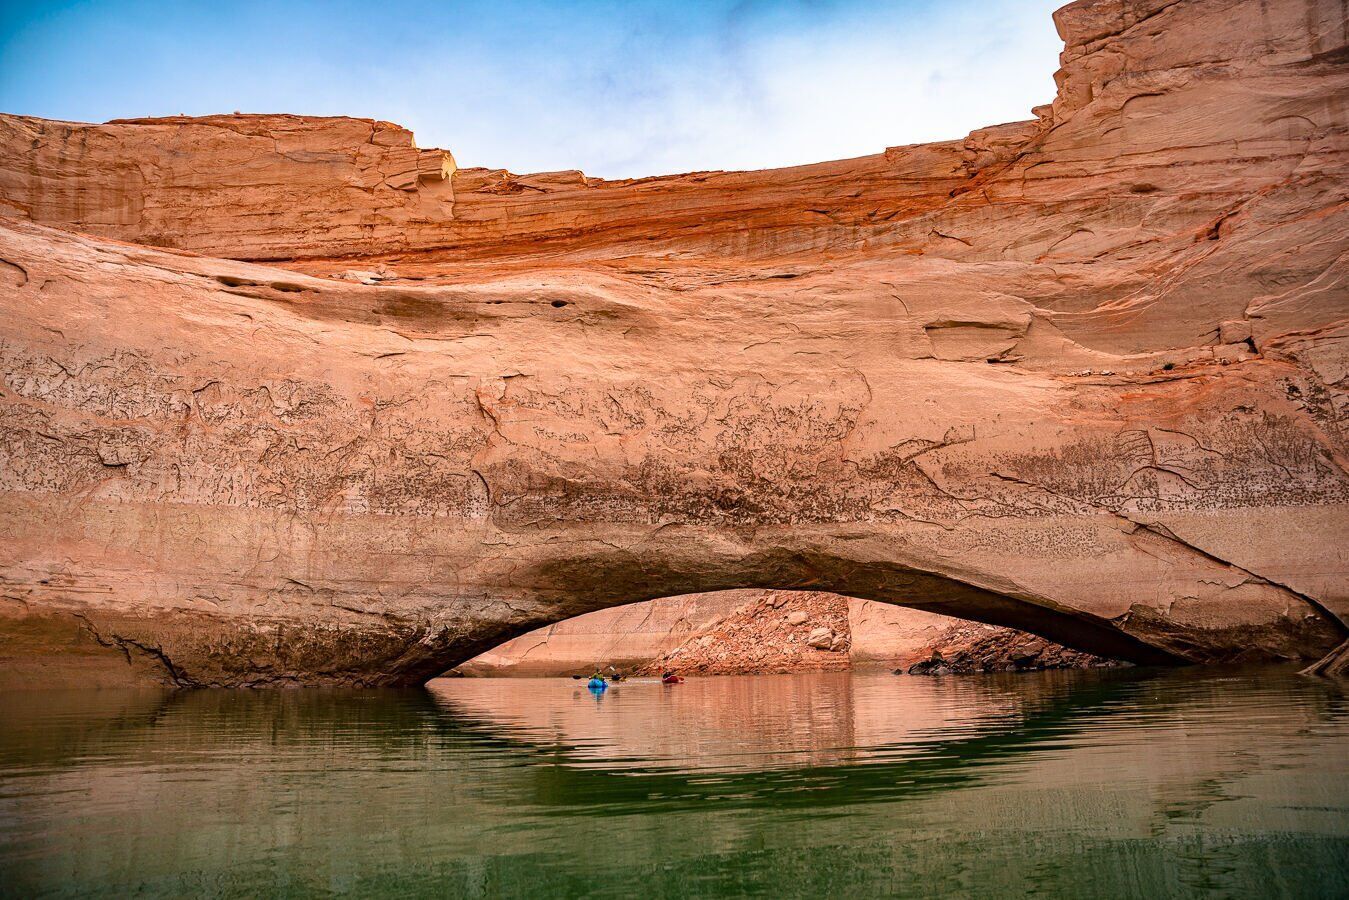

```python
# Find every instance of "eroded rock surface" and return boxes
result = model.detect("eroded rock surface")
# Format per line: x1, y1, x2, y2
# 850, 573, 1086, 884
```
1, 0, 1346, 686
0, 115, 456, 260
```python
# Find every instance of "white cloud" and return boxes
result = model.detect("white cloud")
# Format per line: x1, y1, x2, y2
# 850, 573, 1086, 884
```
405, 0, 1065, 178
0, 0, 1066, 180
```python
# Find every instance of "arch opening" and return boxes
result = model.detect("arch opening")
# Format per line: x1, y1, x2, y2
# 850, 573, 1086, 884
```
450, 588, 1135, 680
405, 535, 1201, 688
381, 540, 1204, 688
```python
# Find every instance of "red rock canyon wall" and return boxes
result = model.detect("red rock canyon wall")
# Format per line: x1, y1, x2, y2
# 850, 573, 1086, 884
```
0, 0, 1346, 686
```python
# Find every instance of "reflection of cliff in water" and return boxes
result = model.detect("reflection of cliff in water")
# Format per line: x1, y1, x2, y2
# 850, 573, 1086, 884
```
430, 670, 1111, 773
3, 667, 1348, 900
425, 667, 1349, 816
3, 667, 1345, 823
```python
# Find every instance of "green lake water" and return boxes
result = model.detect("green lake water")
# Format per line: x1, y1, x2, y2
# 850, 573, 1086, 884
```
1, 667, 1346, 897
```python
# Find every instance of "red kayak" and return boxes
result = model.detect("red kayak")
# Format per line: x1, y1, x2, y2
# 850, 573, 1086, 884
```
661, 675, 684, 684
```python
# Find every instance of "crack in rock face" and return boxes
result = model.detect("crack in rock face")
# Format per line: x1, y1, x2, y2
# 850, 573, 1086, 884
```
1, 0, 1347, 686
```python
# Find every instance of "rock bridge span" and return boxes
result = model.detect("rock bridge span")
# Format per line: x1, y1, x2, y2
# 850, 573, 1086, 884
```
1, 213, 1344, 686
1, 0, 1347, 685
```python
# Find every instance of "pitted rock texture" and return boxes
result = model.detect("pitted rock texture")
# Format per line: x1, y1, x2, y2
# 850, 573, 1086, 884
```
1, 0, 1347, 686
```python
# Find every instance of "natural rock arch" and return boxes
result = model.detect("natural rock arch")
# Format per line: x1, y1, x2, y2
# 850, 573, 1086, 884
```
1, 0, 1347, 687
449, 553, 1187, 675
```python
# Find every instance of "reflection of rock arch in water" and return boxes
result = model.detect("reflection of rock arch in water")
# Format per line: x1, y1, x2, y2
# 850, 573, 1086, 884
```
420, 669, 1171, 807
5, 669, 1347, 896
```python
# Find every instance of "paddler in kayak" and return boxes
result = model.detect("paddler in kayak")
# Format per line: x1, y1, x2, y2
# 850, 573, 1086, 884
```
661, 670, 684, 684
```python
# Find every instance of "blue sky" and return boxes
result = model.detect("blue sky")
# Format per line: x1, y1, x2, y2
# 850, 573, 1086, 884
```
0, 0, 1064, 178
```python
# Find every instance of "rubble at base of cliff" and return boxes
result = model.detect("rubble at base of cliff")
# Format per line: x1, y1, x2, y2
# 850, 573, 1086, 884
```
900, 624, 1127, 676
622, 592, 1124, 678
635, 592, 852, 677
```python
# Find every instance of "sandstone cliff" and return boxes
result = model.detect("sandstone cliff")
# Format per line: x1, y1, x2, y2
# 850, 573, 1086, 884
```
0, 115, 456, 260
0, 0, 1345, 687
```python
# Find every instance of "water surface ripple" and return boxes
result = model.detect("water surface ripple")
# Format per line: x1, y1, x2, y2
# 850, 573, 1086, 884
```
1, 667, 1346, 897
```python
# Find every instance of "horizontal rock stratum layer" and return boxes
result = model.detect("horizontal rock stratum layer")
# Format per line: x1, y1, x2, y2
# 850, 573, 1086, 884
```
0, 115, 458, 261
1, 0, 1347, 686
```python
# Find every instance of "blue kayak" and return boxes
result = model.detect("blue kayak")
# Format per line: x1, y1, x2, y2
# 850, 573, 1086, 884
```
587, 678, 607, 691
